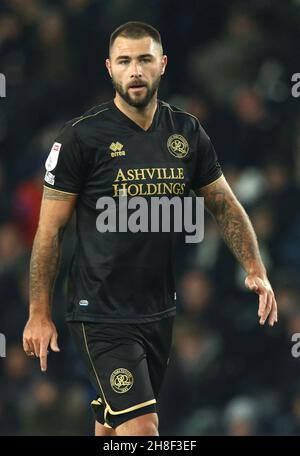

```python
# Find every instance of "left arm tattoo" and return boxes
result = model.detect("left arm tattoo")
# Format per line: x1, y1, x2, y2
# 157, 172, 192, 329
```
198, 176, 266, 277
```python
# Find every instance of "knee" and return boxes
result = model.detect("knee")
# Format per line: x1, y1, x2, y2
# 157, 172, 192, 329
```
115, 412, 159, 436
95, 421, 115, 437
140, 414, 159, 435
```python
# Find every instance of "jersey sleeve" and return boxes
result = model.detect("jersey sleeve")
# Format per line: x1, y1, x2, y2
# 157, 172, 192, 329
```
191, 123, 223, 190
44, 124, 85, 194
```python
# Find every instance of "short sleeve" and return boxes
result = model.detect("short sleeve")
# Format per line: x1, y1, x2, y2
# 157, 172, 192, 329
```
191, 124, 223, 190
44, 124, 85, 194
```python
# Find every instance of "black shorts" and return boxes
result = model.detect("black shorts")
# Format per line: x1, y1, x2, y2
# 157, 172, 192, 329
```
68, 317, 174, 429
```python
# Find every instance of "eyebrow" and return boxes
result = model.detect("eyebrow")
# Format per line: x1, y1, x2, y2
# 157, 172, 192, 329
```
115, 54, 154, 61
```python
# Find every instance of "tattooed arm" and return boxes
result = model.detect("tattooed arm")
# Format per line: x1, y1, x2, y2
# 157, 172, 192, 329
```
23, 186, 77, 370
197, 175, 278, 327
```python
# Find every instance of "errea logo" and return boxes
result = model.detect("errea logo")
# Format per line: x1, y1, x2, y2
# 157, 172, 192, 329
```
110, 142, 126, 157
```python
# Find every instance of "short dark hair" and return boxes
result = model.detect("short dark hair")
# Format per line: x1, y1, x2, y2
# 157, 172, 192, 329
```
109, 21, 163, 54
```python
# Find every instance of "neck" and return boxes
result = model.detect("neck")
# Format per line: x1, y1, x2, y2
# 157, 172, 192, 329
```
114, 93, 157, 131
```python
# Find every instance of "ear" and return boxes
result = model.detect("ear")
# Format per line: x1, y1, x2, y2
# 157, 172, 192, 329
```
161, 55, 168, 76
105, 58, 112, 78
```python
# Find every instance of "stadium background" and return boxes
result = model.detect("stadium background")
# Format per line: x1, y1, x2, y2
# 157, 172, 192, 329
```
1, 0, 300, 436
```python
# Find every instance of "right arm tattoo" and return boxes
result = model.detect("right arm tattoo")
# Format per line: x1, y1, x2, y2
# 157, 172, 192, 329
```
29, 226, 64, 317
43, 186, 77, 201
29, 188, 76, 318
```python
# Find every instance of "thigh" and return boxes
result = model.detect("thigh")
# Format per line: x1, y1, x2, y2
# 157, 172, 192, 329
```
141, 317, 175, 399
68, 321, 157, 428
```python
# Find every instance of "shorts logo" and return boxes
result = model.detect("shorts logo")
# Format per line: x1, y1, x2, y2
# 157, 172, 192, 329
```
45, 142, 61, 171
167, 134, 189, 158
110, 368, 134, 394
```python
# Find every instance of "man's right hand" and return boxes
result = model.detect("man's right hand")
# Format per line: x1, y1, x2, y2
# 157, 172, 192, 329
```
23, 317, 60, 371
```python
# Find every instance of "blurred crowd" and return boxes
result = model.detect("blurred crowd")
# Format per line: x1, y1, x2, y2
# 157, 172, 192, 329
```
1, 0, 300, 436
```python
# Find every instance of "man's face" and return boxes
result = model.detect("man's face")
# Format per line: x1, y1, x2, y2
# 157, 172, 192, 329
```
106, 36, 167, 108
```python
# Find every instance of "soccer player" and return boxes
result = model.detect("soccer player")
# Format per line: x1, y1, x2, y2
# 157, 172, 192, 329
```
23, 22, 278, 436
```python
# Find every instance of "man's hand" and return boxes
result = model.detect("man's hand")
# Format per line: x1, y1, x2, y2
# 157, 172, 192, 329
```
23, 187, 75, 372
199, 176, 278, 328
23, 317, 60, 371
245, 275, 278, 326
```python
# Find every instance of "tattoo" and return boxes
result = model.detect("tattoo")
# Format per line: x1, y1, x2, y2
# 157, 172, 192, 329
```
29, 187, 76, 317
43, 186, 76, 201
29, 226, 65, 312
203, 182, 264, 273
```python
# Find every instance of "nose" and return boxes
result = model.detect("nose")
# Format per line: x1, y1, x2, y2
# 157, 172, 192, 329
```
130, 61, 142, 79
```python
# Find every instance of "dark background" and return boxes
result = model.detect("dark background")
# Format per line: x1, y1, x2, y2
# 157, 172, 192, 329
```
0, 0, 300, 436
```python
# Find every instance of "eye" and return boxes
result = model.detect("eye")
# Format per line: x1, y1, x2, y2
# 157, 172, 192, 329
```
140, 58, 151, 63
119, 60, 129, 65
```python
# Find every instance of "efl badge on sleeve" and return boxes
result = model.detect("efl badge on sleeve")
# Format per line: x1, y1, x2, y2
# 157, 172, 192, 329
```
45, 142, 62, 171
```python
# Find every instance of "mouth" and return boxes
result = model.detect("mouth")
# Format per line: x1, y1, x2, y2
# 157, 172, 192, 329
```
128, 83, 147, 92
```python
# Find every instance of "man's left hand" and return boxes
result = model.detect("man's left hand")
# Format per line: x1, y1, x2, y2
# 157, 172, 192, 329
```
245, 275, 278, 326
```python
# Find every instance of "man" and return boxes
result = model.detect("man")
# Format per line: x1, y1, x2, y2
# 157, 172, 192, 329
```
23, 22, 278, 437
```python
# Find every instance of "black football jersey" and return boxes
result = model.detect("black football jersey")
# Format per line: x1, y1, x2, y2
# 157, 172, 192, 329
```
44, 100, 222, 323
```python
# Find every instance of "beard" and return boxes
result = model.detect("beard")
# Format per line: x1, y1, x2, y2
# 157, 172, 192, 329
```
111, 74, 161, 108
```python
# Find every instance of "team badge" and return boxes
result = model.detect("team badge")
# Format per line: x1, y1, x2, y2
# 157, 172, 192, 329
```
167, 134, 189, 158
110, 368, 134, 394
